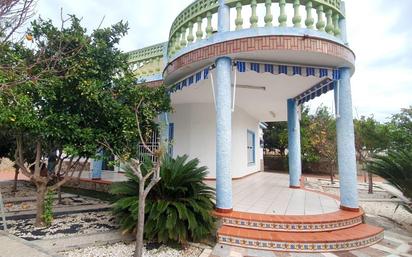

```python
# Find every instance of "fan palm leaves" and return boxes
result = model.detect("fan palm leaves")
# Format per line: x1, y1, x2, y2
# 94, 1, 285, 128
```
110, 155, 216, 244
367, 150, 412, 212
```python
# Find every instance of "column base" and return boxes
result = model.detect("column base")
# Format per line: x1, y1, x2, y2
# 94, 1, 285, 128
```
289, 185, 301, 189
340, 205, 360, 212
215, 207, 233, 214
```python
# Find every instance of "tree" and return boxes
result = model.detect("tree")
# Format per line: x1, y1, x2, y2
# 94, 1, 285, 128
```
387, 106, 412, 152
307, 106, 337, 184
263, 122, 288, 156
300, 105, 321, 163
0, 0, 37, 43
101, 95, 171, 257
354, 116, 390, 193
0, 15, 172, 227
367, 150, 412, 213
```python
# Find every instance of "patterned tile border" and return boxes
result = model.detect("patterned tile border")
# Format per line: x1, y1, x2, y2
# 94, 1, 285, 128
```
221, 215, 363, 232
165, 35, 356, 79
218, 231, 384, 253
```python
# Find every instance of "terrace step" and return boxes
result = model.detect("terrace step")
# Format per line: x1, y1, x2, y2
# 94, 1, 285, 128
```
217, 223, 384, 252
215, 210, 364, 232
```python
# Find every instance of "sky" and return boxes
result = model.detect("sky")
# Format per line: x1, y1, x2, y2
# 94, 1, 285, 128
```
31, 0, 412, 122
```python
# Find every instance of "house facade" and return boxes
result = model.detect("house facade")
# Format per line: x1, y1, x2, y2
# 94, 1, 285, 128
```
124, 0, 358, 212
91, 0, 385, 252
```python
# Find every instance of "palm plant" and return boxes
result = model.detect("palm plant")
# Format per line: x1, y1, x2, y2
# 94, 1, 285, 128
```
110, 155, 216, 244
367, 150, 412, 212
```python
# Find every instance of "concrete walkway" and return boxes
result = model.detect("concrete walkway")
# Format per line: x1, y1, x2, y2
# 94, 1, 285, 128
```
0, 231, 57, 257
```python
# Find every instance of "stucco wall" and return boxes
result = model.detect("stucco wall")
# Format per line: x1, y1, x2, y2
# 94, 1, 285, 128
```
168, 103, 262, 179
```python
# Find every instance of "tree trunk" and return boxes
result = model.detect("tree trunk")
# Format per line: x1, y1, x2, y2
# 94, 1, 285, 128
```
12, 169, 19, 193
35, 182, 47, 227
330, 164, 335, 185
134, 183, 146, 257
368, 172, 373, 194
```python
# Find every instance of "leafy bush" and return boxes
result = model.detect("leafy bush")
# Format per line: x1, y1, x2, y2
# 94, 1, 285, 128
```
111, 155, 216, 244
43, 189, 55, 226
367, 150, 412, 212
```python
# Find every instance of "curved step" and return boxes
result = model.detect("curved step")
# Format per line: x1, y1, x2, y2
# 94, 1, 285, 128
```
215, 210, 364, 232
217, 224, 384, 252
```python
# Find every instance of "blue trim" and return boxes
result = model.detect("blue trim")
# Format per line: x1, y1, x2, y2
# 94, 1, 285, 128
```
168, 61, 340, 95
306, 67, 315, 76
195, 72, 202, 82
203, 68, 209, 79
279, 65, 288, 74
237, 61, 246, 72
251, 63, 260, 72
168, 123, 174, 156
264, 64, 274, 73
293, 66, 302, 75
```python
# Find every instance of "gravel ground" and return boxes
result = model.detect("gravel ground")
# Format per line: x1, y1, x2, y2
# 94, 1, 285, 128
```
7, 211, 118, 241
306, 177, 412, 232
361, 201, 412, 232
0, 181, 36, 199
60, 242, 203, 257
1, 180, 108, 213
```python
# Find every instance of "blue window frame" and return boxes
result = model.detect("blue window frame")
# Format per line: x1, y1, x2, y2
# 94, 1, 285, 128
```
247, 130, 255, 165
168, 123, 174, 156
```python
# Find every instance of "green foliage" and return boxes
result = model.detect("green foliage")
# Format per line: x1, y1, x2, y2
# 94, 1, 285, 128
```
263, 122, 288, 156
111, 155, 216, 244
43, 189, 55, 226
354, 115, 390, 162
387, 107, 412, 152
0, 14, 171, 163
367, 150, 412, 212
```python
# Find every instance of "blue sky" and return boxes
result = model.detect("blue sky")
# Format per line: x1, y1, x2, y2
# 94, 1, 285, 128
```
33, 0, 411, 122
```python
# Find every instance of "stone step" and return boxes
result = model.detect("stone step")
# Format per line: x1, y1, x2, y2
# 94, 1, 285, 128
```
217, 223, 384, 252
215, 209, 364, 232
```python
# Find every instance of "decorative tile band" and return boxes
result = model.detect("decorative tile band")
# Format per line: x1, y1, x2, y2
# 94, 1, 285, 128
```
165, 35, 355, 78
218, 231, 384, 252
221, 215, 363, 232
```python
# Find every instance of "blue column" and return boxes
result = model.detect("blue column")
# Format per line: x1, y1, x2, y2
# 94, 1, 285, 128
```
335, 67, 359, 210
339, 1, 348, 44
215, 56, 233, 212
218, 0, 230, 32
91, 150, 103, 180
287, 99, 302, 188
215, 0, 232, 212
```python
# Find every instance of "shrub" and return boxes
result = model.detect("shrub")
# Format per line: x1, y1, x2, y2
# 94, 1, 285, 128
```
43, 189, 55, 226
111, 155, 216, 244
367, 150, 412, 212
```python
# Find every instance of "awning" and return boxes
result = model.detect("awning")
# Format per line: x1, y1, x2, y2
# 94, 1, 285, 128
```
168, 60, 341, 105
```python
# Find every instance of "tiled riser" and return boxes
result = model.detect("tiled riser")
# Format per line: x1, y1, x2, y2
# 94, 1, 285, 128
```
218, 232, 384, 252
222, 216, 363, 232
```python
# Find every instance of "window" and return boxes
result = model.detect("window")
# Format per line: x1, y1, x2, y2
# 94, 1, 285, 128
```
247, 130, 255, 165
168, 123, 174, 156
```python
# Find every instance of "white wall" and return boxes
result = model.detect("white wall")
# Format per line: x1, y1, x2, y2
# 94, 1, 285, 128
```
169, 103, 261, 179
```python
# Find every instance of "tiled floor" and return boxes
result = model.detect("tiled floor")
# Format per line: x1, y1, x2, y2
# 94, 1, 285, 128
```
207, 172, 340, 215
77, 171, 339, 215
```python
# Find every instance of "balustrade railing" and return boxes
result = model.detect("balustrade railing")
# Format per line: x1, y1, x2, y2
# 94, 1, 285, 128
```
128, 42, 166, 78
168, 0, 344, 58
